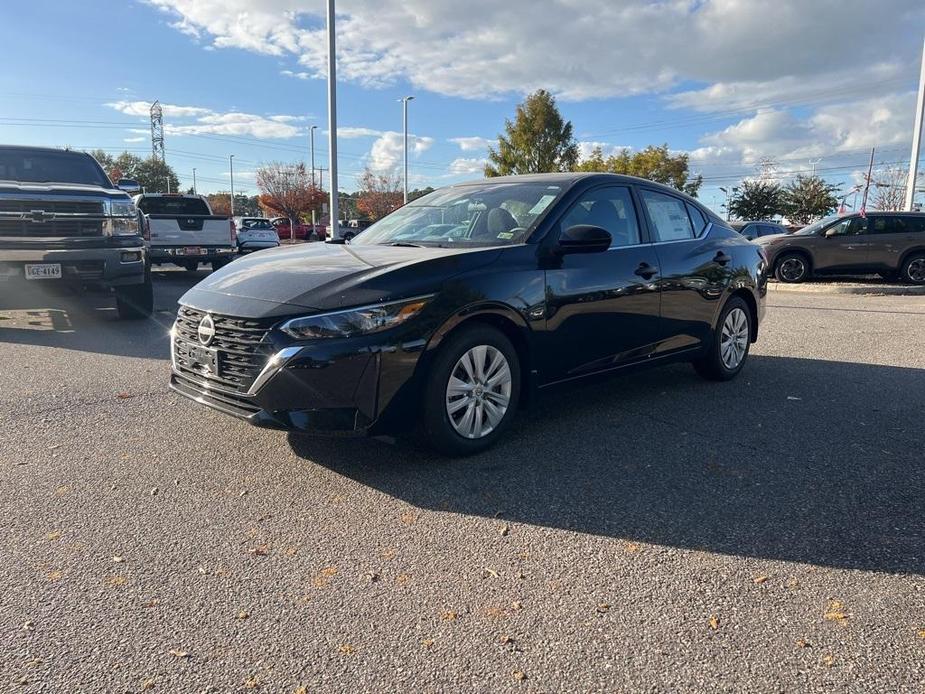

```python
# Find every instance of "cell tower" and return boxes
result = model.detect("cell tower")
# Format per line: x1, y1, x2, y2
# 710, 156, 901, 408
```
150, 100, 165, 162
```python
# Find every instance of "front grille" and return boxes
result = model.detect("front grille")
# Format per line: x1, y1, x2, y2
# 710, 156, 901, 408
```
173, 306, 275, 394
0, 219, 103, 237
0, 199, 104, 215
172, 371, 262, 417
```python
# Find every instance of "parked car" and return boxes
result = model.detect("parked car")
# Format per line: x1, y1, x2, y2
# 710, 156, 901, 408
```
232, 217, 280, 253
731, 220, 789, 241
756, 211, 925, 284
135, 193, 235, 272
169, 173, 766, 455
0, 145, 152, 319
270, 217, 326, 241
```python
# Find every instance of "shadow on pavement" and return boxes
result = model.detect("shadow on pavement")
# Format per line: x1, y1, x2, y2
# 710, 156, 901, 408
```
289, 355, 924, 575
0, 268, 204, 358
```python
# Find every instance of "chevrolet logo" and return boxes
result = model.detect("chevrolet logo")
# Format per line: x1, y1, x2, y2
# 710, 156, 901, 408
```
24, 209, 55, 223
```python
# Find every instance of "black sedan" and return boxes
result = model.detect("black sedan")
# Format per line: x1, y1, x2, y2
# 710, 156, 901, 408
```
170, 174, 767, 455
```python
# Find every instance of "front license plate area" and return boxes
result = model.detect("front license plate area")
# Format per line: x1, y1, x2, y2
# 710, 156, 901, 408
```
24, 263, 62, 280
177, 340, 220, 376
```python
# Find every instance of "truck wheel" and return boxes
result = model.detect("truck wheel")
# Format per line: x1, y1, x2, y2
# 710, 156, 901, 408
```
115, 271, 154, 320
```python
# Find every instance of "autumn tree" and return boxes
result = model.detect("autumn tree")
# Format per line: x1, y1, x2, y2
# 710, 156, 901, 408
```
87, 149, 179, 193
485, 90, 579, 176
256, 162, 322, 240
728, 180, 786, 220
356, 167, 403, 221
872, 165, 910, 211
576, 144, 703, 197
783, 175, 840, 224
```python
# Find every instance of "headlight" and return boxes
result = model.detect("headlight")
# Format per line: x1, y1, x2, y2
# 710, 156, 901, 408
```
104, 199, 140, 236
280, 296, 431, 340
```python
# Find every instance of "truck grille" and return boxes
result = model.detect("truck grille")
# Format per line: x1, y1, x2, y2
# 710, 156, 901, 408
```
173, 306, 275, 394
0, 199, 105, 215
0, 219, 103, 237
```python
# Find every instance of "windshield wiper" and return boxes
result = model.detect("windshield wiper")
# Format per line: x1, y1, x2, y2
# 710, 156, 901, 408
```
385, 241, 425, 247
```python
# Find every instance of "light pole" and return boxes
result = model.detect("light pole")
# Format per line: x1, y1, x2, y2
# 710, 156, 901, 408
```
400, 95, 415, 204
310, 124, 319, 233
192, 168, 197, 195
905, 36, 925, 210
229, 154, 235, 217
326, 0, 339, 237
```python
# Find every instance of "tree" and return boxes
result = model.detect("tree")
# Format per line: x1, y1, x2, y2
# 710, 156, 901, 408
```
783, 175, 840, 224
575, 143, 703, 197
872, 165, 909, 212
728, 180, 785, 220
408, 186, 435, 202
256, 162, 323, 239
356, 167, 403, 221
85, 149, 179, 193
485, 90, 579, 176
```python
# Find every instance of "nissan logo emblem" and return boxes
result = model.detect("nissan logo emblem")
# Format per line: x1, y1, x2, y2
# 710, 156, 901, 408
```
197, 314, 216, 346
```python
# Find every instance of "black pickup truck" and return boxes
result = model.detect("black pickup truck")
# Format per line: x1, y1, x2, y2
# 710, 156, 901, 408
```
0, 145, 153, 319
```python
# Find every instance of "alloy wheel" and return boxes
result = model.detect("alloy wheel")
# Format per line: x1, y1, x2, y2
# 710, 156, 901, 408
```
445, 345, 512, 439
908, 258, 925, 283
779, 257, 805, 282
720, 307, 749, 370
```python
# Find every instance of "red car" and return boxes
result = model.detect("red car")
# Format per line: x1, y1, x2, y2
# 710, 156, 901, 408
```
270, 217, 326, 241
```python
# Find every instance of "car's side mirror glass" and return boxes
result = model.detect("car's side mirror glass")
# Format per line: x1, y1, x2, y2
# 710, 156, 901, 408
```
558, 225, 611, 254
117, 179, 141, 195
824, 227, 838, 238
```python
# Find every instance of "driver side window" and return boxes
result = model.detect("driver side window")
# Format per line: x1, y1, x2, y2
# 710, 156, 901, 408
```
559, 186, 641, 248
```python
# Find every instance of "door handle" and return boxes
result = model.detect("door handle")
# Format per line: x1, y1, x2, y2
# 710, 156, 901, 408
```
714, 252, 732, 265
634, 262, 658, 279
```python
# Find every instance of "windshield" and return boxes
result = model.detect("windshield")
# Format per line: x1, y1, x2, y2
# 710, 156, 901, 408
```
351, 182, 563, 247
240, 218, 273, 230
138, 197, 211, 215
794, 215, 841, 236
0, 148, 110, 186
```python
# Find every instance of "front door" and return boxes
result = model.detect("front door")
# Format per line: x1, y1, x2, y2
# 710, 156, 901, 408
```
541, 185, 661, 383
814, 216, 869, 272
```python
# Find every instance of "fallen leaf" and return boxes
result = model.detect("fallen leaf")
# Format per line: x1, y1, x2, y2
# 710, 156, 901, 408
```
248, 545, 270, 557
753, 575, 768, 585
708, 614, 720, 630
338, 644, 355, 655
918, 629, 925, 639
168, 649, 190, 659
112, 556, 125, 563
54, 486, 69, 497
311, 566, 337, 588
116, 392, 134, 400
395, 573, 411, 586
237, 611, 249, 620
244, 675, 260, 689
22, 620, 34, 631
597, 603, 611, 614
45, 531, 61, 541
481, 568, 499, 579
285, 547, 298, 557
293, 687, 308, 694
511, 600, 523, 611
46, 570, 63, 582
25, 658, 43, 667
824, 600, 849, 624
400, 511, 417, 525
441, 610, 458, 621
786, 578, 800, 589
141, 678, 155, 690
422, 638, 435, 650
150, 487, 158, 496
500, 635, 514, 645
142, 599, 158, 609
513, 670, 527, 681
483, 606, 507, 618
623, 541, 640, 553
796, 638, 810, 648
381, 548, 396, 560
106, 574, 127, 587
822, 654, 835, 667
500, 524, 510, 536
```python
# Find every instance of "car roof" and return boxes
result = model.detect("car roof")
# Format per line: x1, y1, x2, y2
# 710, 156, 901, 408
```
0, 144, 92, 157
451, 172, 698, 199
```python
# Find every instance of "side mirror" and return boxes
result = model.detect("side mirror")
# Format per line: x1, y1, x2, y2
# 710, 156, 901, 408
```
558, 225, 612, 254
824, 227, 838, 238
117, 179, 141, 195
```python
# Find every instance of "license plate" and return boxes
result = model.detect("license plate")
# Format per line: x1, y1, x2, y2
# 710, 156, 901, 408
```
24, 263, 62, 280
181, 247, 203, 256
177, 340, 219, 375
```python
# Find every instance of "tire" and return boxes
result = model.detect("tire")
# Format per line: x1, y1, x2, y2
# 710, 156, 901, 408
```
878, 270, 899, 282
181, 260, 199, 272
900, 253, 925, 285
115, 271, 154, 320
211, 258, 230, 272
343, 232, 356, 242
693, 296, 752, 382
774, 252, 810, 283
422, 324, 521, 456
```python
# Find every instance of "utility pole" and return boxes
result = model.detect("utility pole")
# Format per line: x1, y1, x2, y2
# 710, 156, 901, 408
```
859, 147, 875, 217
905, 36, 925, 211
326, 0, 339, 237
192, 168, 197, 195
400, 96, 414, 204
229, 154, 236, 217
310, 124, 319, 232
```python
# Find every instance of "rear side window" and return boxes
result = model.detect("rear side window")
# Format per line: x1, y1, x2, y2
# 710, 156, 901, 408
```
686, 204, 707, 235
760, 224, 781, 236
138, 197, 210, 216
639, 189, 694, 241
871, 216, 925, 234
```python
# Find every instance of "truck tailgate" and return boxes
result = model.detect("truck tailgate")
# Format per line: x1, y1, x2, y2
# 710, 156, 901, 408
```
148, 215, 230, 246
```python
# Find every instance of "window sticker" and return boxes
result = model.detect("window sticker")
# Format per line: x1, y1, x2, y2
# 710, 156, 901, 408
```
528, 194, 557, 215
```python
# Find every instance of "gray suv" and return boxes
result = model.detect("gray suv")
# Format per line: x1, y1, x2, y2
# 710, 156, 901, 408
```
756, 212, 925, 284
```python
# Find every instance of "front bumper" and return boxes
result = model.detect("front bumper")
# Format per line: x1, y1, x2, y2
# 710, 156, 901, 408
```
0, 242, 146, 286
168, 327, 425, 436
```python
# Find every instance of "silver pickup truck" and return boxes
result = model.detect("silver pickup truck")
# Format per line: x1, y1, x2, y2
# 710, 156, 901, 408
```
135, 194, 235, 272
0, 145, 152, 319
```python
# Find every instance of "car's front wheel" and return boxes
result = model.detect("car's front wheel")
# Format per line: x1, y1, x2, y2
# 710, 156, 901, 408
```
693, 296, 751, 381
901, 253, 925, 285
422, 324, 520, 456
774, 252, 809, 283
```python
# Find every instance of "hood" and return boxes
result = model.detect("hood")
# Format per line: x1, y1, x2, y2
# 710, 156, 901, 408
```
0, 181, 127, 199
179, 241, 503, 318
754, 233, 790, 245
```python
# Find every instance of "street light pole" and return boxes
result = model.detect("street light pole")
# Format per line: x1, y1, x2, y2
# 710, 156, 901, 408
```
229, 155, 235, 217
326, 0, 339, 237
192, 168, 197, 195
309, 124, 319, 233
905, 36, 925, 211
400, 96, 415, 204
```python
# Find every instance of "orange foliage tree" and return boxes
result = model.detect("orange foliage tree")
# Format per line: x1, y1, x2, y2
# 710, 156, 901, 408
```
256, 162, 324, 239
356, 167, 403, 221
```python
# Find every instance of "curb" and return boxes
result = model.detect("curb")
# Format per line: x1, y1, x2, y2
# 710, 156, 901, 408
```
767, 281, 925, 296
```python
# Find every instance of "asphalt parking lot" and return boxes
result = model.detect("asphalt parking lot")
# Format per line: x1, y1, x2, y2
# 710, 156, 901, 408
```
1, 272, 923, 693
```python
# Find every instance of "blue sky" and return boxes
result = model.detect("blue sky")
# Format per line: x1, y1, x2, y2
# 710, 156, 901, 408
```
1, 0, 923, 214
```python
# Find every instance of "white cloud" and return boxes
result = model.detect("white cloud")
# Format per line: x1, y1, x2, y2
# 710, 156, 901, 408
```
449, 136, 491, 152
105, 100, 305, 139
367, 131, 434, 175
107, 100, 212, 118
448, 158, 487, 175
123, 136, 146, 143
146, 0, 924, 100
338, 127, 384, 139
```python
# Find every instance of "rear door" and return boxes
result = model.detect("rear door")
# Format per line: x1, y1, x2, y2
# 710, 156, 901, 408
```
813, 216, 869, 271
866, 215, 920, 271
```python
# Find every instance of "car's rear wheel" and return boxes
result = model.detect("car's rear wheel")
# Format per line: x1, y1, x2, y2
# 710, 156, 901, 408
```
422, 324, 520, 456
774, 252, 809, 283
693, 296, 751, 381
901, 253, 925, 285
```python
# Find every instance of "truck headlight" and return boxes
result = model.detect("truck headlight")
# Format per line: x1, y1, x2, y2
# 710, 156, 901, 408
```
280, 296, 431, 340
104, 199, 140, 236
